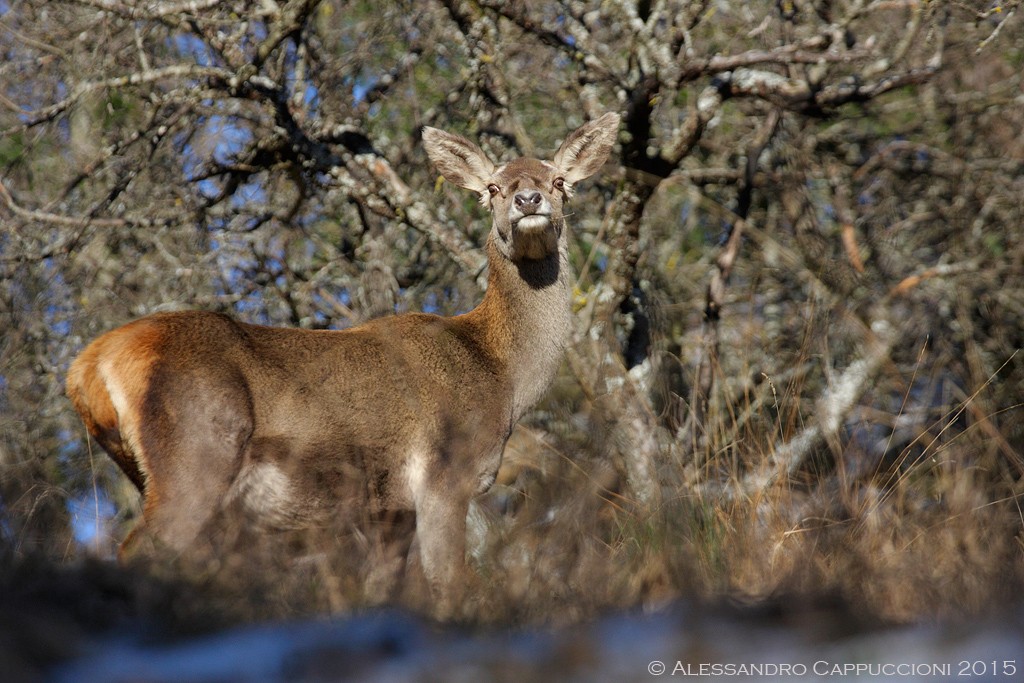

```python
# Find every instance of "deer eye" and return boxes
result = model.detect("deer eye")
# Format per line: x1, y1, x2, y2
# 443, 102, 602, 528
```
553, 177, 565, 190
487, 184, 500, 197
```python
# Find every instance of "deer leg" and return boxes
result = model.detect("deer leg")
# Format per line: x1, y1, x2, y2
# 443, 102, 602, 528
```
412, 481, 470, 618
128, 379, 254, 557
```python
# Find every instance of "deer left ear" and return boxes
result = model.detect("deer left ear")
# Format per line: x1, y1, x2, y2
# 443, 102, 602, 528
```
552, 112, 620, 185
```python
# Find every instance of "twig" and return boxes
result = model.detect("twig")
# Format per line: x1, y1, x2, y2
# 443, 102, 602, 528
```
0, 180, 177, 231
888, 261, 980, 297
5, 64, 277, 134
976, 3, 1019, 54
66, 0, 226, 20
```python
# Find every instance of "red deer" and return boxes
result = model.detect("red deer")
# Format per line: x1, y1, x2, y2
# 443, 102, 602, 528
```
66, 113, 620, 612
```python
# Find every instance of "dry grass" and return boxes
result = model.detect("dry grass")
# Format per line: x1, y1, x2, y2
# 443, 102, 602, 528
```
423, 349, 1024, 626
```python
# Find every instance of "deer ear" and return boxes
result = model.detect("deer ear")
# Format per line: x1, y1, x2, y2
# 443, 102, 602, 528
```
422, 127, 496, 195
552, 112, 620, 185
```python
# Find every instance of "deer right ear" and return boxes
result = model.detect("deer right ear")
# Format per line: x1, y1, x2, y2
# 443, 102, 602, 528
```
422, 127, 496, 196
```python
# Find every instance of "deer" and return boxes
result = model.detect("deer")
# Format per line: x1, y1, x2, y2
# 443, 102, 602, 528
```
66, 112, 620, 613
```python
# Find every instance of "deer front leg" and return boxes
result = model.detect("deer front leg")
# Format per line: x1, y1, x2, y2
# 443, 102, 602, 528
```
413, 482, 471, 619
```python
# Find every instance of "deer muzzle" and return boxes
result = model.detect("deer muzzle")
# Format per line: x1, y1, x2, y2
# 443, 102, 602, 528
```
510, 189, 553, 232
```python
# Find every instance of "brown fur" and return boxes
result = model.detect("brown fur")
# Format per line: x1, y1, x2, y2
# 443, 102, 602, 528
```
66, 318, 166, 492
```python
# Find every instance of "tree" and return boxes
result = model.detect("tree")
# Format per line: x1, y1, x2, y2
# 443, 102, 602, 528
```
2, 0, 1021, 617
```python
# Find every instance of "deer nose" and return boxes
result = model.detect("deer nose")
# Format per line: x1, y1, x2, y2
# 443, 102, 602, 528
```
514, 190, 543, 214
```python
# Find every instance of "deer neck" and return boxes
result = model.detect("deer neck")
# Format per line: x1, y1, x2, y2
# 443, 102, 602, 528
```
468, 236, 573, 421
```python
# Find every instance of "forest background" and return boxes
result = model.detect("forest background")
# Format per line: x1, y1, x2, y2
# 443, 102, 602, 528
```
1, 0, 1023, 628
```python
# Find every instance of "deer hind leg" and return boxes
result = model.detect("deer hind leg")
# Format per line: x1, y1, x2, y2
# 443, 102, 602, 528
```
131, 373, 255, 557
